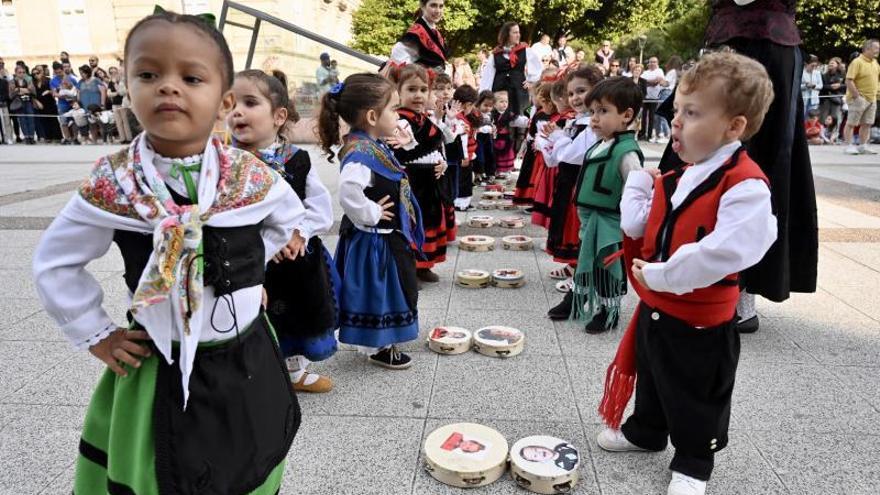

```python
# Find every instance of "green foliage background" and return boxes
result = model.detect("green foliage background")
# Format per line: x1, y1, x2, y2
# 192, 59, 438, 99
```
351, 0, 880, 65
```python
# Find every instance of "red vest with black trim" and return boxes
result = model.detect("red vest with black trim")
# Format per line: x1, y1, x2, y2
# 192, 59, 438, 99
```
633, 148, 769, 326
394, 108, 443, 166
459, 111, 478, 159
401, 18, 449, 70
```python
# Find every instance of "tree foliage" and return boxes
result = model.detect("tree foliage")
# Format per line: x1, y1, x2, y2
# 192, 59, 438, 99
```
351, 0, 880, 64
797, 0, 880, 60
350, 0, 672, 57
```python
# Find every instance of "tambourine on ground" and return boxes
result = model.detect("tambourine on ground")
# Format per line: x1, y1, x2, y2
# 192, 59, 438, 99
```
500, 216, 526, 229
455, 269, 492, 288
472, 325, 525, 358
477, 199, 498, 210
423, 423, 509, 489
459, 235, 496, 252
502, 235, 534, 251
468, 215, 496, 228
426, 326, 473, 355
510, 435, 581, 494
492, 268, 526, 289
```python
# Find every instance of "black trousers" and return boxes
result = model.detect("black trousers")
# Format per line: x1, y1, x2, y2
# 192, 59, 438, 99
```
621, 303, 740, 481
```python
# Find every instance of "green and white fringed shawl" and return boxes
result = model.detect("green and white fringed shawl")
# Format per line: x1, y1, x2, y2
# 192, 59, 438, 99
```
570, 206, 626, 328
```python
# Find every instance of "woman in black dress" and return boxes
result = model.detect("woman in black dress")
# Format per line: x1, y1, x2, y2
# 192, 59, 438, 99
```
657, 0, 818, 333
31, 67, 63, 142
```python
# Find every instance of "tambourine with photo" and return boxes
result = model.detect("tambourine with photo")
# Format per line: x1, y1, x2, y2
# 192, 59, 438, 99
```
509, 435, 580, 494
468, 215, 496, 228
481, 190, 503, 200
499, 216, 526, 229
455, 269, 492, 288
497, 200, 518, 211
477, 200, 497, 210
424, 423, 509, 488
427, 326, 473, 355
492, 268, 526, 289
473, 326, 525, 358
502, 235, 534, 251
484, 184, 505, 193
459, 235, 496, 252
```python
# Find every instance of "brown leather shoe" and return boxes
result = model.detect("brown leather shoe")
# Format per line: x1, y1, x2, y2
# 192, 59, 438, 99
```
292, 372, 334, 393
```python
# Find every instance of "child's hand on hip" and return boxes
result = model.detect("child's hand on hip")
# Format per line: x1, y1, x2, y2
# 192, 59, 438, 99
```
632, 258, 650, 288
434, 161, 447, 179
89, 329, 152, 377
376, 195, 396, 222
278, 230, 307, 262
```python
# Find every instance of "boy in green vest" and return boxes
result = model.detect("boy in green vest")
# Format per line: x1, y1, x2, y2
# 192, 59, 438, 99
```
571, 77, 645, 333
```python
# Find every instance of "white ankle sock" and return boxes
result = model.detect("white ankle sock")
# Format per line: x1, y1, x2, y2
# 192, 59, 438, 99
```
287, 355, 311, 383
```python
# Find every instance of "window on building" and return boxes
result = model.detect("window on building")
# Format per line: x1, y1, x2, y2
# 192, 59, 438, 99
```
0, 0, 22, 57
182, 0, 211, 15
59, 0, 92, 54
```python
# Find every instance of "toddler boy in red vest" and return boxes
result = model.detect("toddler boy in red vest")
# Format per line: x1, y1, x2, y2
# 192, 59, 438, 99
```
595, 52, 778, 495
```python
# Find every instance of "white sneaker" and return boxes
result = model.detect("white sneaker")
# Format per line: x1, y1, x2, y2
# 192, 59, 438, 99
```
649, 137, 658, 144
667, 471, 706, 495
859, 145, 878, 155
656, 136, 670, 144
596, 428, 649, 452
845, 145, 861, 155
555, 278, 573, 293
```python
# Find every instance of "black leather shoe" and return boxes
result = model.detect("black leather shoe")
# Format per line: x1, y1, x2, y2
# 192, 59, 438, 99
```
548, 292, 573, 320
737, 315, 759, 334
585, 307, 619, 334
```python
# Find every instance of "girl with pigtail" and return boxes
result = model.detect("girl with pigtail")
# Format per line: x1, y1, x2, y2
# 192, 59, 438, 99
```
319, 73, 425, 370
227, 68, 339, 393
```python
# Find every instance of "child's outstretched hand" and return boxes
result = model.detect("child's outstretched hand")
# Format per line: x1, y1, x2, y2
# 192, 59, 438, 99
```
541, 122, 557, 138
386, 125, 414, 149
376, 195, 396, 222
434, 161, 447, 179
448, 100, 462, 117
90, 328, 152, 377
632, 259, 649, 288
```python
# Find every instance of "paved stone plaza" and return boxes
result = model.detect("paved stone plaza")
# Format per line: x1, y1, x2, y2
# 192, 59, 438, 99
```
1, 143, 879, 494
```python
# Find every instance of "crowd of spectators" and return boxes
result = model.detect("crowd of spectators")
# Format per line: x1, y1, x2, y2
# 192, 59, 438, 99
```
0, 51, 136, 145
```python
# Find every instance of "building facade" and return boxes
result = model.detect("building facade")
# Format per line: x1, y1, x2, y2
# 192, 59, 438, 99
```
0, 0, 368, 88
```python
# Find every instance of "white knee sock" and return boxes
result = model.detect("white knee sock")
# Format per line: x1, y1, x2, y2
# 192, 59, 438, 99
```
736, 291, 757, 321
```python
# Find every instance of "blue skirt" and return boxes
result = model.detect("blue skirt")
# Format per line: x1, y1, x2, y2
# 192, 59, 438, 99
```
265, 237, 341, 361
334, 227, 419, 348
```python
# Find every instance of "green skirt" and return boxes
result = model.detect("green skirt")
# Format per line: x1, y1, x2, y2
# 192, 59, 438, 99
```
74, 314, 299, 494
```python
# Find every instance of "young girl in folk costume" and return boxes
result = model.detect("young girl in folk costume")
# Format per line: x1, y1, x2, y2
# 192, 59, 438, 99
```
389, 0, 449, 72
32, 12, 303, 493
228, 69, 338, 393
389, 64, 456, 283
537, 66, 603, 309
451, 84, 480, 211
513, 82, 555, 206
492, 90, 528, 177
532, 78, 574, 228
319, 73, 425, 370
